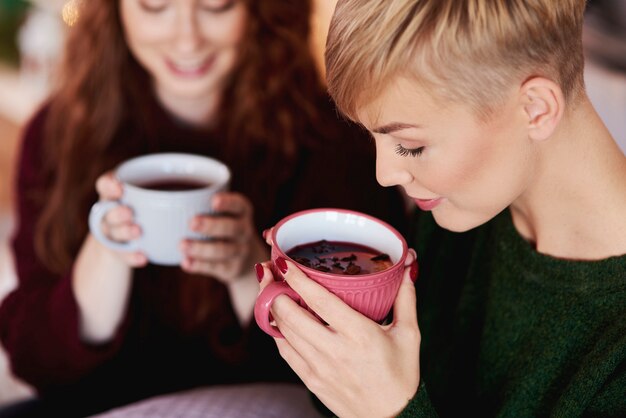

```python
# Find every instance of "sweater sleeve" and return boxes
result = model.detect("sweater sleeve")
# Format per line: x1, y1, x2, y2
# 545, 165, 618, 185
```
585, 361, 626, 417
0, 108, 129, 393
397, 382, 439, 417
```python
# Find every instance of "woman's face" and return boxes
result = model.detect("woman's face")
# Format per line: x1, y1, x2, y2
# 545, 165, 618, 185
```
357, 76, 538, 232
120, 0, 247, 103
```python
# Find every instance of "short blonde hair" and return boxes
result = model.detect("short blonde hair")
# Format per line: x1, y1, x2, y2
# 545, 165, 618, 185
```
326, 0, 587, 121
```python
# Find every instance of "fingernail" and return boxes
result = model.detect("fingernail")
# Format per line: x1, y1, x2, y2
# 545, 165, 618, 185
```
262, 229, 270, 240
275, 257, 288, 274
211, 194, 221, 209
255, 263, 264, 282
410, 260, 418, 283
190, 217, 201, 231
181, 258, 192, 270
135, 254, 147, 266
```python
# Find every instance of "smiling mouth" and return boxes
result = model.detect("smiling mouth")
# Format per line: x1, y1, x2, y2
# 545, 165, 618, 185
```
165, 56, 215, 78
413, 197, 443, 211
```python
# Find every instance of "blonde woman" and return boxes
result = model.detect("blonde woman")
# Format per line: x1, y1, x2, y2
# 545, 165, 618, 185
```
258, 0, 626, 416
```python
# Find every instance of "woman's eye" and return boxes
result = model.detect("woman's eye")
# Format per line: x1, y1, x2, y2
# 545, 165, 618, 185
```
395, 144, 425, 157
139, 0, 169, 13
201, 0, 236, 12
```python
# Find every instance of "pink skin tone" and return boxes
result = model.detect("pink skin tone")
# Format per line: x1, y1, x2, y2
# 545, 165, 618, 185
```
120, 0, 247, 125
364, 76, 536, 233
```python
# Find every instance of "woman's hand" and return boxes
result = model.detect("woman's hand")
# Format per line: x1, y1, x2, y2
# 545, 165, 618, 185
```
257, 253, 421, 418
72, 171, 146, 343
93, 171, 147, 267
180, 192, 267, 283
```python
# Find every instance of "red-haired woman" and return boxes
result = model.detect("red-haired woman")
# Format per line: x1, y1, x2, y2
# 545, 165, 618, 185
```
0, 0, 406, 415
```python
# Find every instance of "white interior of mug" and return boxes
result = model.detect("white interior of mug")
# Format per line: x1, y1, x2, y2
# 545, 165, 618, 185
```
116, 153, 230, 191
275, 209, 405, 263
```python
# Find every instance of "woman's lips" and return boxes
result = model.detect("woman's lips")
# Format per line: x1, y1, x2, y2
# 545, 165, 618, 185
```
413, 197, 443, 211
165, 56, 215, 78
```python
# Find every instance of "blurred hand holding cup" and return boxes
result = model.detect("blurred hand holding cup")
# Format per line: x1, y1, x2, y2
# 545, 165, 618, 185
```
254, 208, 409, 338
88, 153, 231, 266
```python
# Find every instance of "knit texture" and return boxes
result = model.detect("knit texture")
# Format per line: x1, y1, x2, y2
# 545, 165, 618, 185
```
399, 210, 626, 417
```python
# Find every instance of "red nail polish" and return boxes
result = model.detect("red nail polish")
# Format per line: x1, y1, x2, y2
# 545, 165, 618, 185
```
275, 257, 288, 274
255, 263, 264, 282
410, 261, 418, 283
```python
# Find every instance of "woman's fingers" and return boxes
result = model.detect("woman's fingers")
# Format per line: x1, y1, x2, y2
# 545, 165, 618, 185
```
257, 262, 275, 289
276, 258, 371, 336
211, 192, 252, 217
274, 337, 315, 385
95, 172, 141, 243
95, 171, 123, 200
191, 215, 249, 238
118, 251, 148, 268
256, 262, 336, 356
181, 257, 242, 279
191, 192, 254, 238
180, 239, 246, 261
182, 192, 261, 281
99, 205, 140, 242
102, 222, 141, 242
391, 272, 419, 332
262, 227, 273, 245
393, 248, 419, 329
103, 205, 133, 225
271, 292, 337, 345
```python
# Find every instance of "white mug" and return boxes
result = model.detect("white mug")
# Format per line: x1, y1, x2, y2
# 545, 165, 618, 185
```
88, 153, 231, 265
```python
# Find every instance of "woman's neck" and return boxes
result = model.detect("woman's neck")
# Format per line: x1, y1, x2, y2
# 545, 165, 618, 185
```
154, 88, 220, 129
510, 96, 626, 260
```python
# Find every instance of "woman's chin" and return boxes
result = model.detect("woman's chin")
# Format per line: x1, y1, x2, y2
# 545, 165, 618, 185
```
432, 210, 490, 233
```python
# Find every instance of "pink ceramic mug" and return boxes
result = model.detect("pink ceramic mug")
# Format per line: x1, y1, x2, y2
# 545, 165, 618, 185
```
254, 208, 409, 338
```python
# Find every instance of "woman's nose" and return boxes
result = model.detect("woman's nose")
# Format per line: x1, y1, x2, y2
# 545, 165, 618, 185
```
375, 148, 414, 188
174, 7, 202, 52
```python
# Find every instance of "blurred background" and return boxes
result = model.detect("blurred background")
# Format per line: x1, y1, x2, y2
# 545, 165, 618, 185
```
0, 0, 624, 407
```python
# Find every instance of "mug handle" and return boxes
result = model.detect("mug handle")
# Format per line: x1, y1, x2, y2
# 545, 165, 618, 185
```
88, 200, 138, 252
254, 281, 303, 338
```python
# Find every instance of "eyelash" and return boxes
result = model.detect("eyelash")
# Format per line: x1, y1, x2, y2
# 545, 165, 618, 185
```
395, 144, 425, 157
139, 0, 236, 13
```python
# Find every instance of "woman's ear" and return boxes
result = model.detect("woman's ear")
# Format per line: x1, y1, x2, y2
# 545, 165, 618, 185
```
520, 77, 564, 141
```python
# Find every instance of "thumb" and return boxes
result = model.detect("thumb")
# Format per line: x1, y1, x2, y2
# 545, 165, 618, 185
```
393, 250, 418, 326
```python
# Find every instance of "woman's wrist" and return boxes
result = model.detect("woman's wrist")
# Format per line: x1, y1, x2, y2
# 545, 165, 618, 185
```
225, 269, 260, 326
72, 234, 134, 343
225, 233, 269, 325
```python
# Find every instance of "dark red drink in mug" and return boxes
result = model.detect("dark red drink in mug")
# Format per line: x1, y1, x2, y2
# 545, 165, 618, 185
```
254, 208, 410, 338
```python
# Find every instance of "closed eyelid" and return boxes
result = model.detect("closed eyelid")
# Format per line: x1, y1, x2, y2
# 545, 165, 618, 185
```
201, 0, 236, 11
138, 0, 234, 13
138, 0, 169, 12
139, 0, 168, 6
395, 144, 424, 157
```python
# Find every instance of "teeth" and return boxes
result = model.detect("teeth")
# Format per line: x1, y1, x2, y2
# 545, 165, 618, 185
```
171, 58, 208, 71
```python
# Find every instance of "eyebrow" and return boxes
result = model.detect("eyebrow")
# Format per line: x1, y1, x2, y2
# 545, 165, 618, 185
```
371, 122, 421, 134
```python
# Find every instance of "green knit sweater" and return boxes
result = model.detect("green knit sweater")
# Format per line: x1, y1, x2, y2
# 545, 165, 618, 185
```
399, 209, 626, 417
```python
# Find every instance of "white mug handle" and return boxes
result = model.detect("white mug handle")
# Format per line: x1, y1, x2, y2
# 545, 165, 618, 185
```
88, 201, 138, 252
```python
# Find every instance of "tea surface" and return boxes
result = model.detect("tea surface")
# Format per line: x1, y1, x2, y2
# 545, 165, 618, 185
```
287, 240, 393, 275
135, 178, 211, 191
